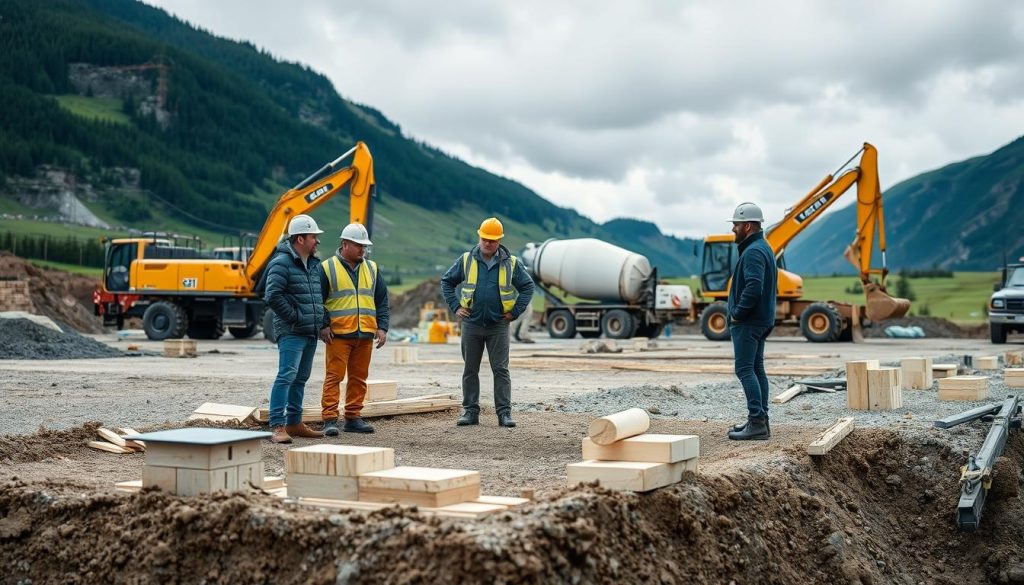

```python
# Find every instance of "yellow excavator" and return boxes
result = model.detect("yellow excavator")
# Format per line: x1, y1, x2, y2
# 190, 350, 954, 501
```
94, 142, 376, 340
697, 142, 911, 342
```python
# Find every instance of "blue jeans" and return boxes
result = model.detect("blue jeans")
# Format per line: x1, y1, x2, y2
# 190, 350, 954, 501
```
731, 324, 773, 420
269, 334, 318, 427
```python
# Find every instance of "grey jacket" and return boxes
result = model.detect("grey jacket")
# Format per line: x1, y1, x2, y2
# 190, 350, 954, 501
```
440, 244, 534, 327
264, 240, 326, 338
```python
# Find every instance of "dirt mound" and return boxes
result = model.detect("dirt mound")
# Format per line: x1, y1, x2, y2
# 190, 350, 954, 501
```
390, 277, 444, 328
863, 316, 987, 339
0, 252, 103, 333
0, 422, 103, 465
1, 430, 1021, 584
0, 318, 123, 360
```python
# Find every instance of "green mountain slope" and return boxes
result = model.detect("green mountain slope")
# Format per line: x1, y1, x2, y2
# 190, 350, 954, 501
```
0, 0, 698, 276
786, 136, 1024, 274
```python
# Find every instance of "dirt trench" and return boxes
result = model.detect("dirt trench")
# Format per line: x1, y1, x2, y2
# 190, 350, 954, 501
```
1, 430, 1022, 585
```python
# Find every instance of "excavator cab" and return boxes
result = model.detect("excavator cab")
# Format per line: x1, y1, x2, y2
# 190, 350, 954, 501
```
700, 237, 736, 297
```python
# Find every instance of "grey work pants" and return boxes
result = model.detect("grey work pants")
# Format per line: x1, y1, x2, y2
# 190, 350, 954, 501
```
461, 320, 512, 416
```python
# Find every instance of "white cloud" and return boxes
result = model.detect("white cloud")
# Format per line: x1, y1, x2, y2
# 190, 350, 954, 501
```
145, 0, 1024, 238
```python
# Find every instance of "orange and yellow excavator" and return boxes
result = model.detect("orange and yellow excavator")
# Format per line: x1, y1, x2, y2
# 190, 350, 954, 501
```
93, 142, 376, 340
697, 142, 911, 342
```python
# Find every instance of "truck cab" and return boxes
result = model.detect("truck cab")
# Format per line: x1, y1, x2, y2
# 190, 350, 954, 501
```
988, 263, 1024, 343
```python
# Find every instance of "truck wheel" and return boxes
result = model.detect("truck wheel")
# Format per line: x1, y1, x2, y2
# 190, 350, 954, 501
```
547, 309, 577, 339
636, 322, 664, 339
601, 309, 636, 339
800, 302, 842, 342
700, 302, 731, 341
263, 309, 279, 343
229, 322, 260, 339
991, 323, 1007, 344
188, 319, 225, 340
143, 301, 188, 341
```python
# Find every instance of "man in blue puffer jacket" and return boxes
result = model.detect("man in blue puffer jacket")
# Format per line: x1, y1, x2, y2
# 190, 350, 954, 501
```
726, 202, 777, 441
264, 214, 330, 444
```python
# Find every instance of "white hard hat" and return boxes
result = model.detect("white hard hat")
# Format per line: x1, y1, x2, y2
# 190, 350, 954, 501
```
729, 202, 765, 223
287, 214, 324, 236
340, 222, 373, 246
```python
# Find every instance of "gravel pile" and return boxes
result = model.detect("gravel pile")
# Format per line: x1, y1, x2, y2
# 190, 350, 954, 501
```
0, 318, 123, 360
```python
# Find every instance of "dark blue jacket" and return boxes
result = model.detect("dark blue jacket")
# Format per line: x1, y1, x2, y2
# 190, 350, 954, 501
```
319, 251, 391, 339
728, 231, 777, 327
264, 240, 326, 338
440, 244, 535, 327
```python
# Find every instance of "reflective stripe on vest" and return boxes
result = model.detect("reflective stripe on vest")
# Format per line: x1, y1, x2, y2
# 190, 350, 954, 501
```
459, 252, 518, 313
322, 256, 378, 334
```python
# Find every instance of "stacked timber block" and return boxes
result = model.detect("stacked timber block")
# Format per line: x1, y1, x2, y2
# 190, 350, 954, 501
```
900, 357, 933, 390
933, 364, 958, 379
938, 376, 989, 401
392, 346, 418, 365
1004, 350, 1024, 367
974, 356, 999, 370
847, 360, 902, 410
163, 339, 197, 358
127, 428, 271, 496
0, 280, 32, 311
1004, 368, 1024, 389
285, 445, 394, 500
358, 467, 481, 507
567, 409, 699, 492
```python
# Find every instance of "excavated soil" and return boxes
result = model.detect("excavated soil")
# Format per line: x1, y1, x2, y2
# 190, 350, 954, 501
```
862, 316, 988, 339
0, 252, 103, 333
0, 318, 124, 359
390, 278, 444, 328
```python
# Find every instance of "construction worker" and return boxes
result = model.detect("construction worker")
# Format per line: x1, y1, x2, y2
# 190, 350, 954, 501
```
428, 313, 449, 344
319, 222, 390, 435
726, 202, 778, 441
264, 214, 328, 444
441, 217, 535, 428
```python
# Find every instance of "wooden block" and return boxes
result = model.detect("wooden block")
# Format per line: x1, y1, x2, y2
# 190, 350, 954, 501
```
422, 501, 507, 518
286, 473, 359, 500
932, 364, 958, 379
900, 357, 933, 390
1004, 368, 1024, 388
359, 484, 481, 508
144, 439, 261, 470
176, 466, 239, 496
285, 445, 395, 476
263, 476, 286, 489
846, 360, 879, 410
361, 380, 398, 403
163, 339, 197, 358
587, 409, 651, 445
867, 367, 902, 410
392, 346, 419, 365
581, 434, 699, 463
188, 403, 257, 422
142, 465, 178, 493
238, 462, 265, 488
975, 356, 999, 370
566, 459, 693, 492
474, 495, 530, 507
114, 479, 142, 493
87, 441, 133, 454
358, 466, 480, 493
97, 428, 128, 447
808, 418, 855, 456
771, 384, 804, 404
938, 376, 989, 401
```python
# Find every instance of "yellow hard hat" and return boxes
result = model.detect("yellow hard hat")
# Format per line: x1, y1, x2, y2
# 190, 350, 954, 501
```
477, 217, 505, 240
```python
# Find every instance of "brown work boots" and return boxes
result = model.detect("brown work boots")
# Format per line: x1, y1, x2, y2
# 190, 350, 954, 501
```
270, 423, 324, 444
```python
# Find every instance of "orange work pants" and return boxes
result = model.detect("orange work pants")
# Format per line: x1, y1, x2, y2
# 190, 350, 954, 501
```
321, 337, 374, 420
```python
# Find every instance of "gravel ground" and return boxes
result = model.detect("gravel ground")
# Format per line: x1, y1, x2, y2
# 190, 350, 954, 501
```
0, 318, 125, 359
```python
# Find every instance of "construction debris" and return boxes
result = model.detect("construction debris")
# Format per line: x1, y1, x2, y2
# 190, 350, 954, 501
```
580, 339, 621, 354
86, 427, 145, 454
0, 317, 123, 360
772, 384, 804, 404
808, 417, 855, 456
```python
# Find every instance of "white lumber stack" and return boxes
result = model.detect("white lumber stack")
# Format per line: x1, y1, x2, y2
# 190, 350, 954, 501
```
163, 339, 197, 358
587, 408, 651, 445
932, 364, 958, 379
808, 418, 855, 456
392, 346, 418, 365
938, 376, 989, 401
582, 434, 699, 463
867, 367, 902, 410
1004, 368, 1024, 388
846, 360, 879, 410
567, 459, 697, 492
900, 357, 933, 390
975, 356, 999, 370
358, 466, 481, 507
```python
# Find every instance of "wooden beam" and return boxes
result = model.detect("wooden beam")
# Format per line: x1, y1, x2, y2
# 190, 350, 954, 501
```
97, 427, 127, 448
808, 418, 855, 456
286, 473, 358, 500
900, 357, 933, 390
868, 367, 902, 410
254, 394, 460, 422
975, 356, 999, 370
285, 445, 395, 476
771, 384, 804, 404
846, 360, 879, 410
582, 434, 699, 463
566, 459, 697, 492
587, 409, 651, 445
938, 376, 989, 401
188, 403, 257, 422
87, 440, 133, 454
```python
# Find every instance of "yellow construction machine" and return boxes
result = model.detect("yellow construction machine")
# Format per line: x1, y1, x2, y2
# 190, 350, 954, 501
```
94, 142, 376, 340
698, 142, 910, 342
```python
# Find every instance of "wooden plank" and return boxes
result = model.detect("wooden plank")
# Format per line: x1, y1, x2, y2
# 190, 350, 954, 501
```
254, 394, 460, 422
610, 363, 834, 376
771, 384, 804, 404
975, 356, 999, 370
238, 462, 265, 488
362, 380, 398, 403
286, 473, 358, 500
144, 439, 261, 470
932, 364, 958, 379
1005, 368, 1024, 388
566, 459, 696, 492
263, 476, 285, 489
900, 357, 933, 390
868, 367, 902, 410
474, 495, 530, 507
807, 418, 855, 456
189, 403, 257, 422
163, 339, 197, 358
285, 445, 395, 476
358, 484, 481, 508
581, 434, 699, 463
118, 428, 145, 450
88, 440, 133, 454
423, 502, 507, 518
176, 466, 239, 496
97, 427, 127, 448
846, 360, 879, 410
358, 466, 480, 493
392, 346, 419, 365
938, 376, 989, 401
142, 465, 178, 492
587, 409, 651, 445
114, 479, 142, 493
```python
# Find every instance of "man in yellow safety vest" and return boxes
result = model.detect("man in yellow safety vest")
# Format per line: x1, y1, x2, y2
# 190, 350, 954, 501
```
319, 222, 390, 435
440, 217, 535, 428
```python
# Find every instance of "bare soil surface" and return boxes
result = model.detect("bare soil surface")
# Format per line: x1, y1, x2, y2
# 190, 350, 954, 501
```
0, 252, 104, 333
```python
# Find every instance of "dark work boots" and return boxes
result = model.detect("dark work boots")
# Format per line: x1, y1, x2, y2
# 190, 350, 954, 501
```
728, 418, 770, 441
343, 417, 374, 434
456, 411, 480, 426
730, 419, 771, 437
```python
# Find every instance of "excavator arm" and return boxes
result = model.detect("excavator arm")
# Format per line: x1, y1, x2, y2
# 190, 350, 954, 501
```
244, 141, 376, 287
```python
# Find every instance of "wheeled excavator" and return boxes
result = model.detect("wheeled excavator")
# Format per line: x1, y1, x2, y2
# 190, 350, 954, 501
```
93, 142, 376, 341
698, 142, 911, 342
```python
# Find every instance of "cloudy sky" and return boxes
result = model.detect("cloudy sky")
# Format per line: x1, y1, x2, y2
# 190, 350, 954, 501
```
145, 0, 1024, 238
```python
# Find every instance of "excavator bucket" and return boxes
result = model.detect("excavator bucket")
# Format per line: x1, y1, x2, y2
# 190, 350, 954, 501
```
863, 282, 911, 321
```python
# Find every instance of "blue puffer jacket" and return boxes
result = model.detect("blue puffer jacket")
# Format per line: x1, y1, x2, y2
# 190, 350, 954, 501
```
727, 231, 778, 327
263, 240, 326, 338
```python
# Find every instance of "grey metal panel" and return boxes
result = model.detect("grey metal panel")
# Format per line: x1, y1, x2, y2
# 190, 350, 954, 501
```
123, 428, 271, 445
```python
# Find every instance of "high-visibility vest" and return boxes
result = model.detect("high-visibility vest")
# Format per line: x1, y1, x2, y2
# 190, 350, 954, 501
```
459, 252, 518, 313
322, 256, 378, 334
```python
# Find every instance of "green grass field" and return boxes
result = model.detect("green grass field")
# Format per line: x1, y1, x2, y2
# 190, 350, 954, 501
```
54, 95, 132, 125
27, 259, 103, 277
